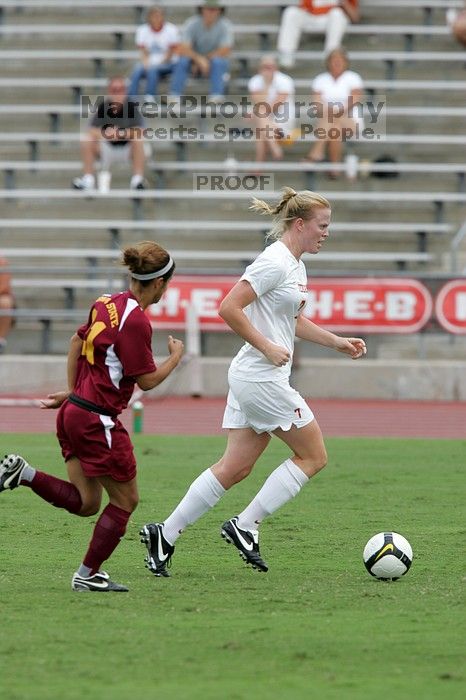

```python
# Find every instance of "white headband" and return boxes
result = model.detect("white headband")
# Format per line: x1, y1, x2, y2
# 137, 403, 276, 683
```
131, 257, 173, 280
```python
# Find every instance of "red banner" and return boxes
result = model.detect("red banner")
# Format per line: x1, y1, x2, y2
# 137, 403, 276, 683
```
148, 275, 233, 331
435, 280, 466, 334
147, 275, 433, 334
303, 277, 432, 333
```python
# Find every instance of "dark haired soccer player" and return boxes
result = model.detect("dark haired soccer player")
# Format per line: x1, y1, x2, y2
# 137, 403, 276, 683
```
0, 241, 184, 592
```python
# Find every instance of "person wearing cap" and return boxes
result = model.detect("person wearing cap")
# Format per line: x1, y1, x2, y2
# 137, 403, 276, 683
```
0, 241, 184, 593
169, 0, 234, 100
278, 0, 360, 69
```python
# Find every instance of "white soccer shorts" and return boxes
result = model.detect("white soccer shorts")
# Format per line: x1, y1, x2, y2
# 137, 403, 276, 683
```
222, 375, 314, 434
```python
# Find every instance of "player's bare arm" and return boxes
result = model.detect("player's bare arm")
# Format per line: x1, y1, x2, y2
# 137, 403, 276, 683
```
295, 315, 366, 359
136, 335, 184, 390
219, 280, 290, 367
40, 332, 83, 409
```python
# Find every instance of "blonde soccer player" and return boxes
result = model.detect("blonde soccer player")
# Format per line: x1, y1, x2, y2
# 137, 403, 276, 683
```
141, 189, 366, 575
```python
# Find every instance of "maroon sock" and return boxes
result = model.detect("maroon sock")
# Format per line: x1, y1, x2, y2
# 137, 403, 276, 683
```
26, 470, 82, 514
82, 503, 131, 575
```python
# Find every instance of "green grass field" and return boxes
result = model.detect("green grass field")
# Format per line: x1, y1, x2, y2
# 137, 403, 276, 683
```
1, 434, 465, 700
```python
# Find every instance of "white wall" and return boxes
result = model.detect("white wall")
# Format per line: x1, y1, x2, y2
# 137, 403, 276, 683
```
1, 356, 466, 401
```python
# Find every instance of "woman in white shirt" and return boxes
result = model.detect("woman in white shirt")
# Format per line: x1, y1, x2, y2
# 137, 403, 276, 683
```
140, 188, 367, 576
248, 55, 295, 163
128, 7, 180, 98
304, 48, 363, 178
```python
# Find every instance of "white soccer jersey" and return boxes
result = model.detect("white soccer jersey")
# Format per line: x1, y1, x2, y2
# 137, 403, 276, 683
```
228, 240, 308, 382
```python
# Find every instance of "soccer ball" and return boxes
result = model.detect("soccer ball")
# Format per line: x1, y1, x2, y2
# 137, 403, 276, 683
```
363, 532, 413, 581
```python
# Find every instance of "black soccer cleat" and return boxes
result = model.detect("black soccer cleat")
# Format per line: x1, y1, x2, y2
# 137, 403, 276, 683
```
71, 571, 129, 592
140, 523, 174, 577
0, 454, 28, 492
221, 517, 268, 572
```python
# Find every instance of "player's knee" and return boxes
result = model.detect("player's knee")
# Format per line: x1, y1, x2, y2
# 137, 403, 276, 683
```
214, 460, 254, 488
316, 451, 328, 472
116, 493, 139, 513
230, 462, 255, 484
79, 501, 101, 517
314, 449, 328, 474
300, 450, 327, 477
127, 494, 139, 512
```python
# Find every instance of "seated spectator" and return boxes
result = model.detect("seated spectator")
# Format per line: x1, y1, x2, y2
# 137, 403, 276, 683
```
72, 76, 146, 191
170, 0, 234, 100
0, 256, 14, 354
278, 0, 359, 68
303, 48, 363, 179
247, 55, 295, 163
447, 3, 466, 47
128, 6, 180, 99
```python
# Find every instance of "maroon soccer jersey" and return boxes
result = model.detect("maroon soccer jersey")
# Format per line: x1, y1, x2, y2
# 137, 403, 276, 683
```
74, 290, 156, 415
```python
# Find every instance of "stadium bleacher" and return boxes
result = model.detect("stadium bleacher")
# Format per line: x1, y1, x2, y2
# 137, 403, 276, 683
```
2, 160, 466, 195
0, 0, 465, 356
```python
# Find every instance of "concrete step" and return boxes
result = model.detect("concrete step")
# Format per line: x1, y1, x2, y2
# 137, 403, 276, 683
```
0, 30, 457, 52
0, 110, 465, 135
1, 137, 464, 165
2, 60, 466, 84
377, 333, 466, 360
0, 2, 455, 25
2, 167, 463, 196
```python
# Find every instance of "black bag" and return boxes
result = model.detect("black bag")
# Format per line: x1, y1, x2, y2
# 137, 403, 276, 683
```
371, 155, 399, 179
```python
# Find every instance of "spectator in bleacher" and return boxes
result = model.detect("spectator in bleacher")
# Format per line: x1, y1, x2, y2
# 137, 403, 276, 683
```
248, 55, 295, 164
72, 76, 146, 191
0, 256, 14, 354
302, 48, 363, 179
128, 6, 180, 100
278, 0, 360, 69
169, 0, 234, 101
447, 3, 466, 47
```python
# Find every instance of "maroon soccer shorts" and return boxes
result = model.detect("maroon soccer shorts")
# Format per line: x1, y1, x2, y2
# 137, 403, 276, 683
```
56, 401, 136, 482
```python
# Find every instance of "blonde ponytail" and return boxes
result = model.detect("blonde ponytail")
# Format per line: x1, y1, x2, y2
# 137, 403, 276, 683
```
250, 188, 330, 241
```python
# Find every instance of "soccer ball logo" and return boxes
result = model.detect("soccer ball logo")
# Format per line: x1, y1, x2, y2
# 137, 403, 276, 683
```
363, 532, 413, 581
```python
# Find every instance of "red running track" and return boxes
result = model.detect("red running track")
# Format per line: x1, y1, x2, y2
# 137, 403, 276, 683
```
0, 397, 465, 439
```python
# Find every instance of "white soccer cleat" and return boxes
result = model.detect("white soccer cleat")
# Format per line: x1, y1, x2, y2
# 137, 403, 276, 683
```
71, 570, 129, 592
0, 454, 28, 492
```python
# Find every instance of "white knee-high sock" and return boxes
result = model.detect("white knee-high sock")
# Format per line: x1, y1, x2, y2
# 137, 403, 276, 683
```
236, 459, 309, 531
162, 468, 225, 545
